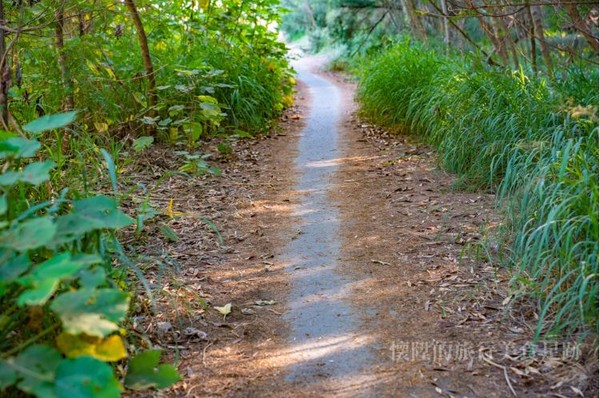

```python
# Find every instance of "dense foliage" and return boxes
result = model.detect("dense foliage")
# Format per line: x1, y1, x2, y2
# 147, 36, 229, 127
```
0, 0, 291, 397
0, 113, 180, 397
357, 43, 598, 338
13, 0, 292, 137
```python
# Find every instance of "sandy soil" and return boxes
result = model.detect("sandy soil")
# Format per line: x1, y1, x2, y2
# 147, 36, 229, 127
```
123, 56, 597, 398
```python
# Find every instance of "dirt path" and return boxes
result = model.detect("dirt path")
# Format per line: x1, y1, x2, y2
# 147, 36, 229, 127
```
129, 56, 595, 398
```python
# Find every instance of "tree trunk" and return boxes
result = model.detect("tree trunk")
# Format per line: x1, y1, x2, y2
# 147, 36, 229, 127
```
494, 1, 520, 69
530, 4, 553, 75
400, 0, 428, 43
525, 1, 538, 72
56, 2, 74, 111
440, 0, 450, 53
124, 0, 157, 121
563, 2, 599, 54
0, 0, 8, 129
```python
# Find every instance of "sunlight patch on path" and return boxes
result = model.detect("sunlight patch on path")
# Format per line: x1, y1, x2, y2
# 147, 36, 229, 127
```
276, 59, 377, 392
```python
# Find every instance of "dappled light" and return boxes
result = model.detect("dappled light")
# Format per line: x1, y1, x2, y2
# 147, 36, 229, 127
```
1, 0, 596, 397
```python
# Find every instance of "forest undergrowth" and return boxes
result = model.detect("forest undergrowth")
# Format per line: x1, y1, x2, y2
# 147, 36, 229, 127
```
0, 1, 293, 397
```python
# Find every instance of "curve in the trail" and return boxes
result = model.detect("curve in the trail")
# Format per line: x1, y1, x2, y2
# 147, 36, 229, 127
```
280, 62, 374, 389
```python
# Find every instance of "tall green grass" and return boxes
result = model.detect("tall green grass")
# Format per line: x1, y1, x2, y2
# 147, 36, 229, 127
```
357, 42, 599, 338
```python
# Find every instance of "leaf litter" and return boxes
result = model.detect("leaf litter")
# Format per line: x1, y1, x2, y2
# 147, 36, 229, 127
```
118, 67, 597, 397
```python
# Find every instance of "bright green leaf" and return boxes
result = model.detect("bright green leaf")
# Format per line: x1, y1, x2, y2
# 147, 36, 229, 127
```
184, 122, 202, 141
54, 196, 133, 243
10, 345, 62, 397
132, 136, 154, 152
17, 253, 84, 306
0, 359, 17, 389
0, 217, 56, 250
0, 252, 29, 284
0, 161, 55, 186
77, 267, 106, 289
19, 161, 55, 185
124, 350, 180, 390
23, 111, 79, 135
51, 288, 130, 337
17, 279, 59, 306
132, 92, 146, 107
54, 356, 120, 398
0, 194, 7, 215
0, 130, 17, 141
31, 253, 82, 280
0, 138, 41, 159
0, 171, 21, 186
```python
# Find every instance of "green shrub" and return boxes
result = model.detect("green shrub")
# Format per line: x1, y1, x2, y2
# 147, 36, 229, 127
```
0, 113, 179, 397
357, 42, 599, 338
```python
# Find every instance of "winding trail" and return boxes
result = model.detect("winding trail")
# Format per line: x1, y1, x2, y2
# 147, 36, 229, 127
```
173, 55, 576, 398
280, 62, 374, 390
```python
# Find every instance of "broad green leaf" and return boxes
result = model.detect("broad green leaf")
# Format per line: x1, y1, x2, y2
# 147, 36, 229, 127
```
51, 288, 130, 337
200, 103, 222, 120
0, 138, 41, 159
158, 117, 172, 127
133, 92, 146, 107
132, 136, 154, 152
0, 252, 29, 283
56, 333, 127, 362
0, 359, 17, 389
77, 267, 106, 289
70, 254, 103, 267
30, 253, 82, 280
0, 194, 6, 215
23, 111, 79, 135
19, 161, 55, 185
17, 278, 59, 306
197, 95, 218, 104
0, 217, 56, 250
17, 253, 84, 306
10, 345, 62, 397
184, 122, 202, 141
54, 196, 133, 243
0, 130, 18, 141
73, 197, 133, 228
0, 161, 55, 186
0, 171, 20, 186
54, 356, 120, 398
168, 104, 185, 115
124, 350, 180, 390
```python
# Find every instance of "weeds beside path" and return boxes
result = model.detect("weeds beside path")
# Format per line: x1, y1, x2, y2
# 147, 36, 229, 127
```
126, 59, 597, 397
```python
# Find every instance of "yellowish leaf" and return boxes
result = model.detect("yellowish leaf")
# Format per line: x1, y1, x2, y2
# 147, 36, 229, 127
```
169, 127, 178, 144
199, 0, 210, 11
214, 303, 232, 319
86, 60, 100, 76
103, 67, 117, 80
154, 41, 167, 51
165, 199, 184, 218
94, 122, 109, 133
56, 332, 128, 362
